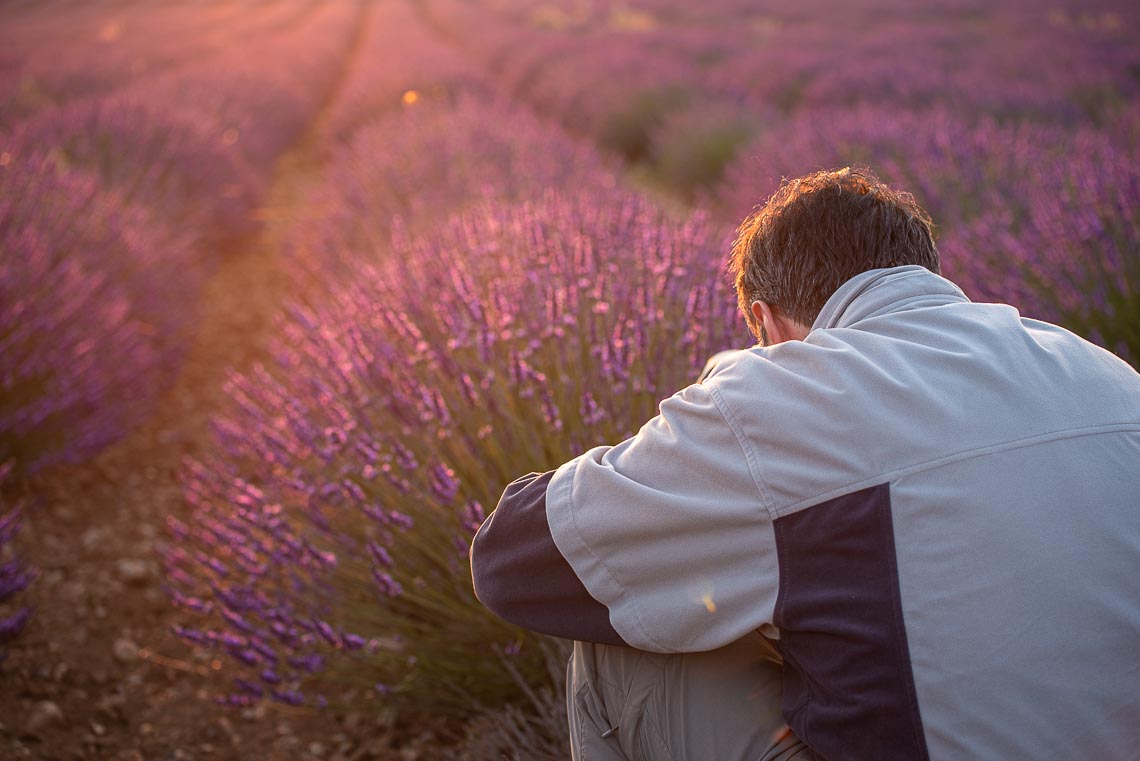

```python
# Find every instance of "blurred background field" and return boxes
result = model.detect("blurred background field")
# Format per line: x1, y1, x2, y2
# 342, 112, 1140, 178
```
1, 0, 1137, 758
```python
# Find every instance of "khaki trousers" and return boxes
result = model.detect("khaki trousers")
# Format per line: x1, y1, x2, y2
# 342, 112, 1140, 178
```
566, 633, 816, 761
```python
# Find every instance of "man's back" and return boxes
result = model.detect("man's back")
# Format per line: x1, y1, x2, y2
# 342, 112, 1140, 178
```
700, 266, 1140, 758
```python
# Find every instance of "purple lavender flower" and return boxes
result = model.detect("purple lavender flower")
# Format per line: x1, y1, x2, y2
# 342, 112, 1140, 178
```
233, 678, 264, 698
0, 605, 33, 644
172, 626, 209, 646
371, 570, 404, 599
271, 690, 306, 707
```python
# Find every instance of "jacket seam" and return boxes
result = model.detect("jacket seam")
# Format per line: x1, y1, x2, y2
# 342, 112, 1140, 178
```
706, 383, 778, 520
879, 483, 931, 759
770, 422, 1140, 518
555, 456, 672, 652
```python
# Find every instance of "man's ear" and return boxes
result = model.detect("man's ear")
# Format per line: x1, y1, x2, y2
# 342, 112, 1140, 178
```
749, 301, 772, 345
750, 301, 810, 345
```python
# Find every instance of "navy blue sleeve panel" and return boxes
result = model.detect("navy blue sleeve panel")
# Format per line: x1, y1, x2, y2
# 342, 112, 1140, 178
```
773, 483, 929, 761
470, 470, 627, 646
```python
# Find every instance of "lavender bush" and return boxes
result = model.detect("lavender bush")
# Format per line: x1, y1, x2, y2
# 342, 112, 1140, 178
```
296, 96, 614, 278
6, 96, 263, 246
0, 4, 368, 476
720, 106, 1139, 364
941, 121, 1139, 365
718, 106, 1040, 226
165, 191, 749, 713
650, 100, 760, 198
778, 6, 1136, 122
0, 153, 197, 473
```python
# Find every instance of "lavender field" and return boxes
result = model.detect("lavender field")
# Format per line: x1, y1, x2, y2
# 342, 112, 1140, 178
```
1, 0, 1137, 758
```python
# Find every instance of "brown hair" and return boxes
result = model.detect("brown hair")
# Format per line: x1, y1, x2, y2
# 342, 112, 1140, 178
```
728, 166, 940, 334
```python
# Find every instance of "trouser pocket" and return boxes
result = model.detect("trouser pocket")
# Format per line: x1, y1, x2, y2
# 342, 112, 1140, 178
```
567, 641, 675, 761
567, 641, 633, 761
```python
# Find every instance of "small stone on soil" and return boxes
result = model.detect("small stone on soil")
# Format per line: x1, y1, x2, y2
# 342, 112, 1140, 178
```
113, 637, 139, 663
27, 700, 65, 733
116, 558, 151, 585
81, 527, 107, 551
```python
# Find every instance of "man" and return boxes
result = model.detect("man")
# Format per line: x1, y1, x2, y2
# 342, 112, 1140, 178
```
469, 167, 1140, 760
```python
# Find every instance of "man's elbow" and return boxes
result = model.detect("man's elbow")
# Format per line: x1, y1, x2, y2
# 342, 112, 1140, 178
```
469, 471, 554, 620
469, 522, 518, 622
469, 485, 628, 646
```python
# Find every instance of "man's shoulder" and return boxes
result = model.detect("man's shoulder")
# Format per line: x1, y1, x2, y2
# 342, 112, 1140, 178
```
702, 302, 1140, 514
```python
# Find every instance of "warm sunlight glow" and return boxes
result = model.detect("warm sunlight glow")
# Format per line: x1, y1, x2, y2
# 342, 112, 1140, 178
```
609, 8, 657, 32
99, 21, 122, 42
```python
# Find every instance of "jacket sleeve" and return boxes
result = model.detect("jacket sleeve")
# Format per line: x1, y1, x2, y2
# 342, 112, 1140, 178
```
544, 377, 779, 653
470, 470, 627, 645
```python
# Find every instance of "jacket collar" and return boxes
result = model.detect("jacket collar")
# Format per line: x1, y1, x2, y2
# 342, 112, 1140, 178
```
810, 266, 969, 332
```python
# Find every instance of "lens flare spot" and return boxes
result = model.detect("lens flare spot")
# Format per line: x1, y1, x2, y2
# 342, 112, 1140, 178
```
701, 593, 717, 613
222, 128, 240, 146
99, 21, 122, 42
609, 8, 657, 31
402, 90, 420, 105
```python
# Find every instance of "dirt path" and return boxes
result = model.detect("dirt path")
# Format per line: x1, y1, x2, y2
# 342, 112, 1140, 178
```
0, 3, 431, 759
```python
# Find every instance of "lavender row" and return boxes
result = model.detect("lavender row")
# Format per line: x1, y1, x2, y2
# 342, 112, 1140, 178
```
0, 153, 197, 474
296, 95, 616, 280
112, 1, 365, 175
316, 0, 492, 149
0, 2, 372, 473
0, 1, 330, 128
718, 105, 1086, 228
417, 0, 1138, 191
425, 0, 1139, 123
4, 96, 264, 248
167, 190, 748, 711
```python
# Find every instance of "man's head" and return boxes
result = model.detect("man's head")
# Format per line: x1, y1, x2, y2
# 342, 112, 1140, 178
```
728, 166, 940, 344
